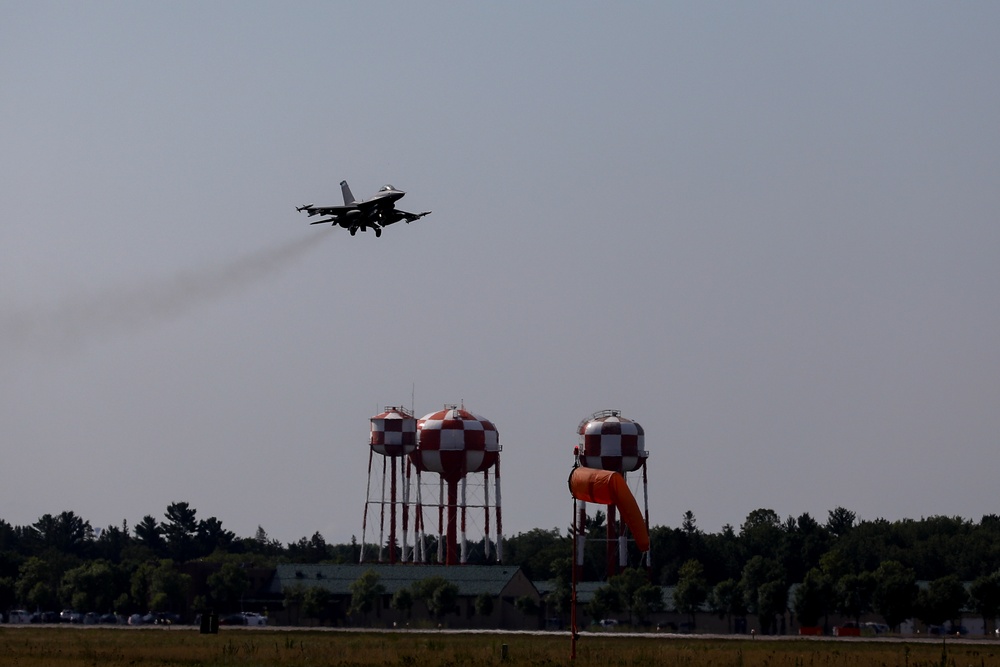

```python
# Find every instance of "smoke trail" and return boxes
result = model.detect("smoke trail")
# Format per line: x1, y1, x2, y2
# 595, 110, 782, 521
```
2, 233, 327, 356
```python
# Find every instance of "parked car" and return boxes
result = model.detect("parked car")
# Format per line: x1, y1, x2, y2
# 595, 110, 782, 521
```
242, 612, 267, 626
7, 610, 32, 624
864, 622, 889, 635
144, 612, 182, 625
59, 610, 83, 623
834, 621, 861, 637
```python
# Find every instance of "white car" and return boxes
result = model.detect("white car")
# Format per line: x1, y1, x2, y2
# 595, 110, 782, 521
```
242, 612, 267, 626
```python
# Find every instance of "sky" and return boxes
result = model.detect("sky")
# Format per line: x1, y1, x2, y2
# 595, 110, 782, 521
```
2, 2, 999, 547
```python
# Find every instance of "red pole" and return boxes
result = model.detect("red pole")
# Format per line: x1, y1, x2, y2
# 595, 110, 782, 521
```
446, 478, 459, 565
379, 456, 387, 562
483, 469, 491, 561
389, 456, 397, 565
572, 497, 585, 661
606, 503, 618, 579
642, 460, 651, 572
495, 457, 504, 562
402, 459, 411, 562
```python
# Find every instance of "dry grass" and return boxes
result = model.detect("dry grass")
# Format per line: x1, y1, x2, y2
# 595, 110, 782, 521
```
1, 628, 999, 667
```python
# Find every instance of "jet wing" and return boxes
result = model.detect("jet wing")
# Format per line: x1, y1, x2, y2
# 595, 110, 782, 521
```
398, 210, 432, 223
306, 205, 354, 217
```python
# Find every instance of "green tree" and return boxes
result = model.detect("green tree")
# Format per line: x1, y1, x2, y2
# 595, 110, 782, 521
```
390, 587, 414, 618
504, 528, 569, 580
969, 571, 1000, 635
826, 507, 856, 538
207, 561, 249, 611
16, 556, 65, 611
547, 556, 573, 616
196, 517, 235, 556
587, 584, 618, 622
740, 556, 781, 613
60, 559, 118, 613
412, 576, 459, 618
302, 586, 334, 622
474, 592, 494, 617
781, 513, 831, 583
131, 560, 190, 613
757, 579, 789, 635
740, 509, 782, 560
0, 575, 15, 614
151, 561, 190, 613
595, 567, 653, 625
916, 574, 968, 629
835, 571, 875, 624
681, 511, 699, 535
29, 511, 93, 557
708, 578, 745, 633
241, 526, 284, 559
348, 569, 385, 618
674, 559, 709, 628
280, 585, 307, 624
428, 581, 459, 618
92, 521, 132, 563
793, 567, 832, 628
287, 532, 330, 563
740, 555, 786, 634
134, 515, 164, 556
163, 502, 198, 562
514, 594, 539, 616
872, 560, 916, 631
631, 583, 665, 624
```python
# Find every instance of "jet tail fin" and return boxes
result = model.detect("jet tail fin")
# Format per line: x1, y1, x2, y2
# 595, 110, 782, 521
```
340, 180, 356, 205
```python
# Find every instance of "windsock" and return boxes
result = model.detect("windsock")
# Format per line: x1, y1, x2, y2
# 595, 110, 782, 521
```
568, 466, 650, 552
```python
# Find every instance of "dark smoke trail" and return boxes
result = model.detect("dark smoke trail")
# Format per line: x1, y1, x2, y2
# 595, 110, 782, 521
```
2, 233, 327, 356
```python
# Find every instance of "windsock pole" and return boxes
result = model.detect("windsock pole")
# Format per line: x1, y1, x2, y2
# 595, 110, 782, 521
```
642, 459, 651, 569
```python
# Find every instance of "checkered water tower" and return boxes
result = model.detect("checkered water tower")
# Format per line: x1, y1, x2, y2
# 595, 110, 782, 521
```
575, 410, 649, 577
361, 407, 417, 564
409, 405, 503, 566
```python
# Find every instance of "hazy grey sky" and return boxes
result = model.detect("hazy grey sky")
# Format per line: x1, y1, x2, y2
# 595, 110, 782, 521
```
3, 2, 998, 546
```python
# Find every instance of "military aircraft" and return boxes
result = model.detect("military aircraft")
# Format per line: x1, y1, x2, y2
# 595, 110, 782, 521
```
296, 181, 431, 237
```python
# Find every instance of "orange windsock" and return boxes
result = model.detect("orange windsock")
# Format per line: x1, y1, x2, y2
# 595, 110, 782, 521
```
568, 466, 649, 552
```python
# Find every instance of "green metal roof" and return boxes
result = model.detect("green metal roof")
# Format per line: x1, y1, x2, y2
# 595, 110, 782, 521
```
271, 563, 533, 597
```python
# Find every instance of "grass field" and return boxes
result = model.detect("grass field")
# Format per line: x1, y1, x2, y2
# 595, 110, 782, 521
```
1, 627, 999, 667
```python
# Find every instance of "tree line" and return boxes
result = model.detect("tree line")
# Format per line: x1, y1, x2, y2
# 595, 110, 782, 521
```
503, 508, 1000, 633
3, 503, 1000, 631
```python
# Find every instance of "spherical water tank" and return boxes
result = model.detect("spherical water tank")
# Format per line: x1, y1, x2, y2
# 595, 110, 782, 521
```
411, 405, 499, 481
577, 409, 646, 473
370, 406, 417, 457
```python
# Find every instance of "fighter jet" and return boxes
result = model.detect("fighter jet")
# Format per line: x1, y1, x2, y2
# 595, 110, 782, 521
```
296, 181, 431, 237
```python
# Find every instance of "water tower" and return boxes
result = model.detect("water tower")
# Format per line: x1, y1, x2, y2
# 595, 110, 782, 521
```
361, 406, 417, 563
576, 409, 649, 577
410, 405, 503, 565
